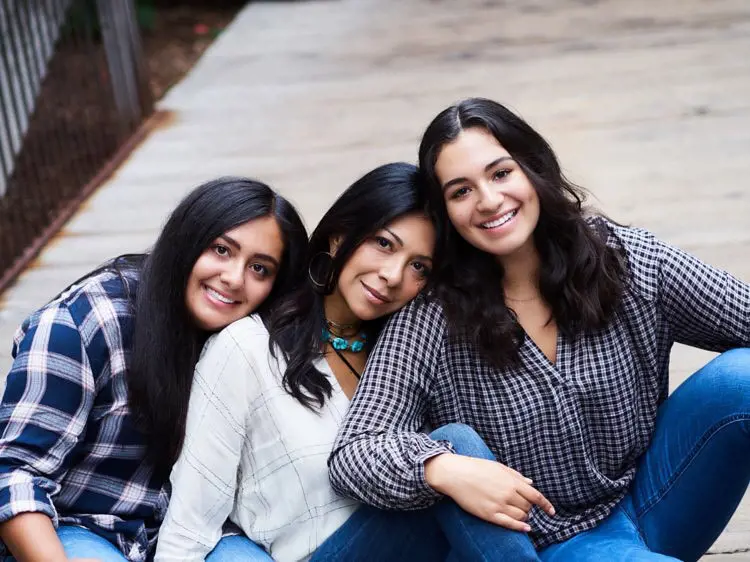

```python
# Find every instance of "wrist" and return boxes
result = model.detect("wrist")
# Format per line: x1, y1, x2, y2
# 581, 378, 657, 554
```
424, 452, 457, 495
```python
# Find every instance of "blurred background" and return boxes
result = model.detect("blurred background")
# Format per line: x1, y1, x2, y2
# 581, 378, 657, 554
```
0, 0, 245, 293
1, 0, 749, 557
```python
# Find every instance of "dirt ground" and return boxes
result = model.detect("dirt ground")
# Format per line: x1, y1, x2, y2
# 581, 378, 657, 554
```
142, 4, 242, 100
0, 2, 242, 288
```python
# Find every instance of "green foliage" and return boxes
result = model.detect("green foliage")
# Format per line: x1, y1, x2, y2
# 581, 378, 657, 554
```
135, 0, 156, 32
64, 0, 157, 37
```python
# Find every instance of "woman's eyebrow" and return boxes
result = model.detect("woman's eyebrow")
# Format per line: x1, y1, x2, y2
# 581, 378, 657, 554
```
252, 253, 280, 268
442, 156, 513, 191
383, 227, 403, 247
219, 234, 241, 250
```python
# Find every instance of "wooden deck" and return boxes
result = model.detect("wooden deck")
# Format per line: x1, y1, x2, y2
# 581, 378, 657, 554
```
1, 0, 749, 556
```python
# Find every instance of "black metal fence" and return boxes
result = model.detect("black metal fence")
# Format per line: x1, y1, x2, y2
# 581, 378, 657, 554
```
0, 0, 152, 291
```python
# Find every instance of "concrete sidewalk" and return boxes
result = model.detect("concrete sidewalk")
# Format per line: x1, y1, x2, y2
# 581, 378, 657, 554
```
1, 0, 748, 557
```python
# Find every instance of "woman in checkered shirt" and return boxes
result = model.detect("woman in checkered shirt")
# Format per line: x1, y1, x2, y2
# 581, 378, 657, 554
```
329, 98, 750, 561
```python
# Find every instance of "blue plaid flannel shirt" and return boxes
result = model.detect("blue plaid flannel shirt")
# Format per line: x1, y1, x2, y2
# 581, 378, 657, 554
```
0, 270, 169, 562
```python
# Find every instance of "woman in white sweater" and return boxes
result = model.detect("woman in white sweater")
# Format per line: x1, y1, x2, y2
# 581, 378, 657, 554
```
154, 163, 441, 561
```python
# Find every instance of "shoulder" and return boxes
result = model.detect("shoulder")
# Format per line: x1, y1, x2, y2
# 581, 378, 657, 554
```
198, 315, 273, 379
13, 270, 136, 354
382, 295, 447, 341
592, 217, 657, 255
188, 319, 271, 421
205, 315, 269, 353
590, 216, 662, 299
57, 269, 136, 326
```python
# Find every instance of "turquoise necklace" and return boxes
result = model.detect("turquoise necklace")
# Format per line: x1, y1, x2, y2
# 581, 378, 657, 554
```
322, 328, 367, 353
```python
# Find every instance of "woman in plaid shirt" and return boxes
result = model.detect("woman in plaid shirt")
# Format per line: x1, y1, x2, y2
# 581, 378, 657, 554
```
330, 98, 750, 561
0, 177, 308, 562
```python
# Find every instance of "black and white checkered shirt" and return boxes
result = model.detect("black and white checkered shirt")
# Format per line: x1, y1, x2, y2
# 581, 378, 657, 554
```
329, 219, 750, 549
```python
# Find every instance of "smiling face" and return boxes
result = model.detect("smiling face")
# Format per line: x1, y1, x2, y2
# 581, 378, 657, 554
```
435, 127, 540, 261
327, 213, 436, 324
185, 215, 285, 331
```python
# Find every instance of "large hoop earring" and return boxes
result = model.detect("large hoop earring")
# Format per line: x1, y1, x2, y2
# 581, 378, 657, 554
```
308, 251, 334, 294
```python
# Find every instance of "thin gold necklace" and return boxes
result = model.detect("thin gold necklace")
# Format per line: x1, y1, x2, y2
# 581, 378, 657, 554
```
326, 318, 361, 337
504, 294, 541, 303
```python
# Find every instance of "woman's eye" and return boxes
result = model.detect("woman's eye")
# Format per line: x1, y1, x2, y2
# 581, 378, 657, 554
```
374, 236, 392, 250
493, 169, 510, 181
214, 244, 230, 257
250, 263, 269, 276
412, 261, 430, 278
450, 186, 470, 200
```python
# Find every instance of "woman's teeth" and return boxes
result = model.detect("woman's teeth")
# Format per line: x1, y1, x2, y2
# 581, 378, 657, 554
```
481, 209, 517, 229
206, 287, 236, 304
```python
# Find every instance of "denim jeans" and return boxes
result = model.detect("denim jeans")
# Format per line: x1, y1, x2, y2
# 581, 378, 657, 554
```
310, 423, 538, 562
4, 527, 267, 562
431, 423, 540, 562
205, 534, 272, 561
538, 348, 750, 562
3, 525, 128, 562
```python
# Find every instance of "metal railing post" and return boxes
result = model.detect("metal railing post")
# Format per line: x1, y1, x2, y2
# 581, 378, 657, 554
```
0, 0, 152, 291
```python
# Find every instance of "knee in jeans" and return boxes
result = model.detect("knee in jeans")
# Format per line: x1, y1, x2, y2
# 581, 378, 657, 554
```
704, 348, 750, 389
429, 423, 494, 460
430, 423, 478, 442
687, 348, 750, 417
714, 348, 750, 371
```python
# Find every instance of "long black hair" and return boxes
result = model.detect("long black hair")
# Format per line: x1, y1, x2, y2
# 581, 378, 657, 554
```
418, 98, 626, 369
118, 177, 308, 475
267, 162, 433, 409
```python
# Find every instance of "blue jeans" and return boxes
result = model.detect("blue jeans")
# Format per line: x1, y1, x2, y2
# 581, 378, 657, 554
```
4, 527, 267, 562
310, 424, 537, 562
206, 534, 272, 561
430, 424, 540, 562
539, 348, 750, 562
433, 349, 750, 562
3, 526, 128, 562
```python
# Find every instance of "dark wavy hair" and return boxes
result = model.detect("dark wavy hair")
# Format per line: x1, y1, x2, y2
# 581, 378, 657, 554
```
84, 177, 308, 476
418, 98, 625, 368
267, 162, 434, 409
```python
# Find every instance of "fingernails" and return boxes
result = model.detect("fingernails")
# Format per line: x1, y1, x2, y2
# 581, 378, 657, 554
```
525, 477, 533, 484
549, 507, 556, 516
523, 524, 531, 532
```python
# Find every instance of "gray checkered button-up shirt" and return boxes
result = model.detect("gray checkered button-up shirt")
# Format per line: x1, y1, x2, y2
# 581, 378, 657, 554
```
329, 219, 750, 549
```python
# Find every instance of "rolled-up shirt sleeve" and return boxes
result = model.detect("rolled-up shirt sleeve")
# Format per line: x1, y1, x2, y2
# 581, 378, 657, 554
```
328, 299, 453, 510
0, 304, 95, 527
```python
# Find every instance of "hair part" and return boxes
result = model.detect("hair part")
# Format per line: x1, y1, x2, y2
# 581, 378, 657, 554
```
267, 162, 435, 409
418, 98, 626, 369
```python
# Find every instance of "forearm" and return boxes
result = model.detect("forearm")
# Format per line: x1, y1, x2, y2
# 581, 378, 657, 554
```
329, 301, 451, 508
329, 431, 451, 509
424, 452, 455, 495
0, 512, 67, 562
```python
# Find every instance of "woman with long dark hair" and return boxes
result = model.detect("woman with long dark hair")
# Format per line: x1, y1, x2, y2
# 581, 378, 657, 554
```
0, 177, 308, 562
155, 163, 450, 561
330, 98, 750, 561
